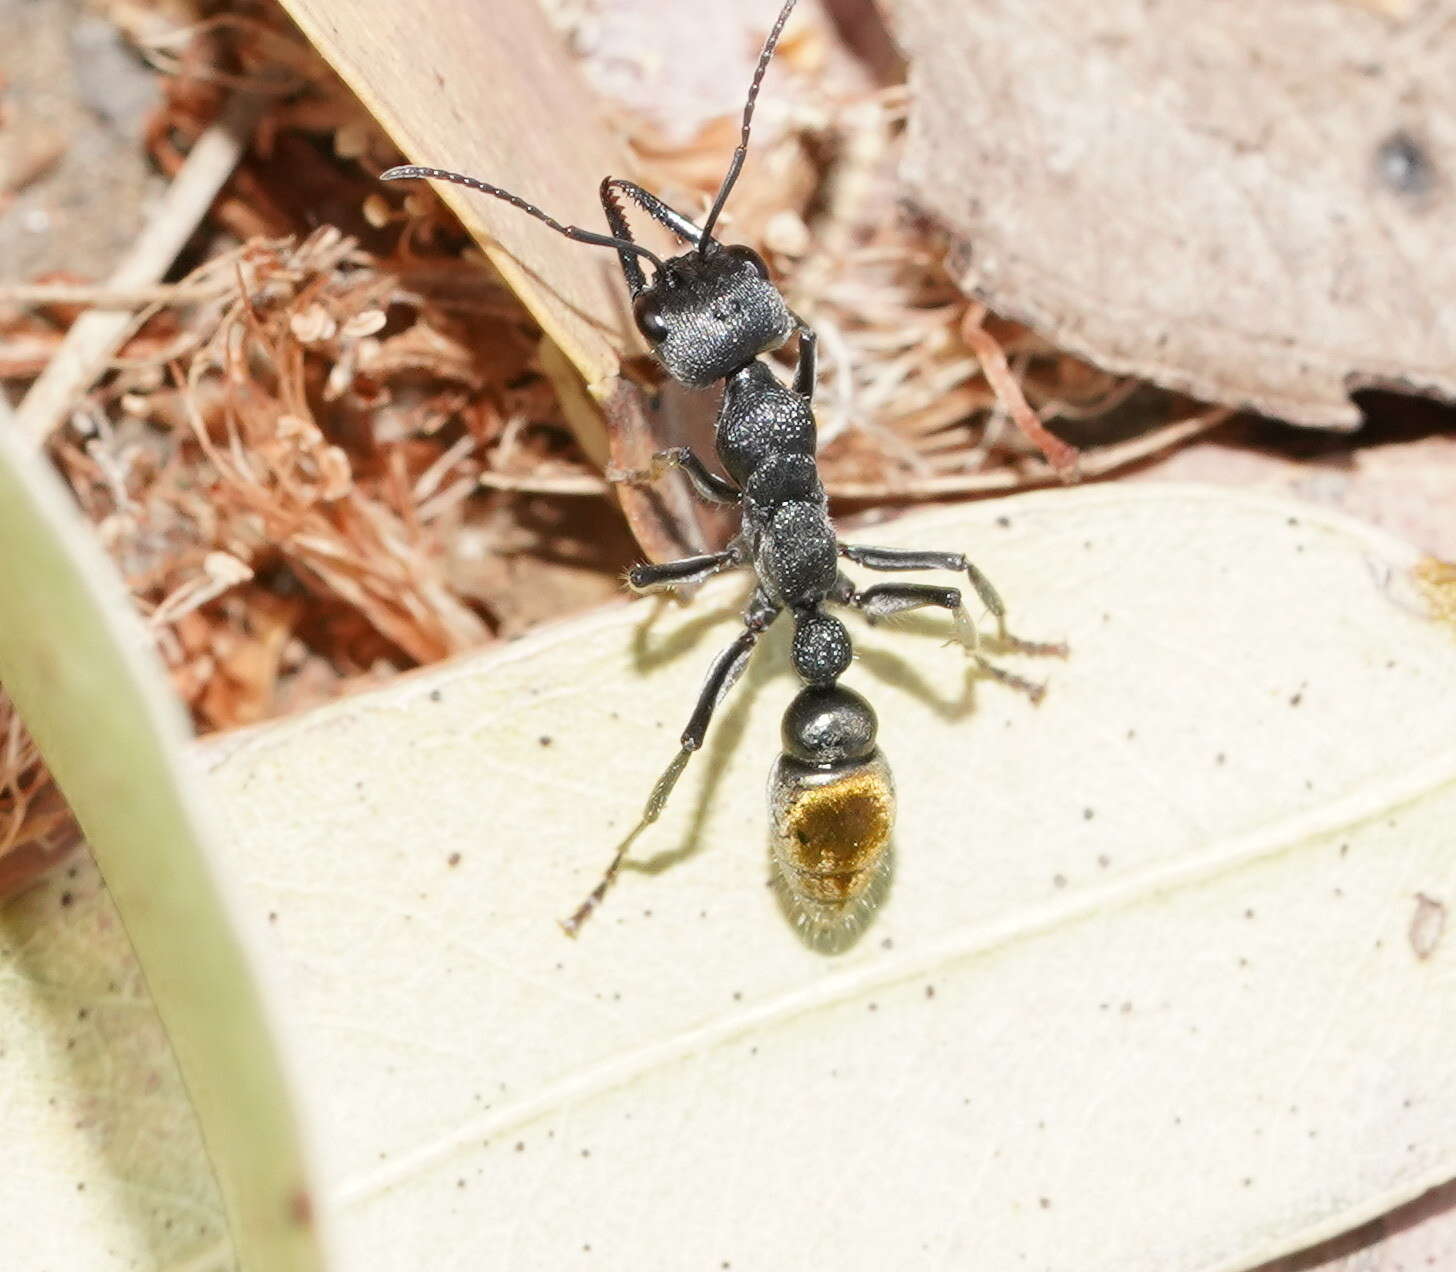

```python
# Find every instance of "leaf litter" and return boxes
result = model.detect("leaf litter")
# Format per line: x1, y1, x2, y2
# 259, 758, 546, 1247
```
0, 0, 1229, 889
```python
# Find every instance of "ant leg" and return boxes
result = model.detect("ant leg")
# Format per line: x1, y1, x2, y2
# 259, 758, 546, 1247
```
845, 581, 1048, 705
790, 315, 817, 400
838, 543, 1066, 655
841, 545, 1006, 634
627, 546, 744, 596
609, 446, 742, 506
562, 595, 781, 934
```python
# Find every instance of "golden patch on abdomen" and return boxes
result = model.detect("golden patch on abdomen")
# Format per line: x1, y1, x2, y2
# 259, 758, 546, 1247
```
770, 753, 895, 925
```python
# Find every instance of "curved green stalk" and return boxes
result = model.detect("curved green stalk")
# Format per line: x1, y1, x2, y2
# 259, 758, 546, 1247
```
0, 417, 330, 1271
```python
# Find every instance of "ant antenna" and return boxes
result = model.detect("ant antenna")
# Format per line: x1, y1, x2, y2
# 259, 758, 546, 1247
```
697, 0, 798, 251
382, 165, 666, 270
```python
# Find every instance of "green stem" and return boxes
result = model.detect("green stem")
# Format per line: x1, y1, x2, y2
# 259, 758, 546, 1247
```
0, 414, 330, 1271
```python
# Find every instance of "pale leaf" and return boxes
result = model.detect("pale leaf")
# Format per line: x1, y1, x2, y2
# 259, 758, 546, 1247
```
5, 487, 1456, 1269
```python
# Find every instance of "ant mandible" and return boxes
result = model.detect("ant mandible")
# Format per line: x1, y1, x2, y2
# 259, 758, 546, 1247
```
383, 0, 1067, 940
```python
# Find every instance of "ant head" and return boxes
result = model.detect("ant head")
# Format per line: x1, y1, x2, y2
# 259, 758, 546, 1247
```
384, 3, 801, 390
632, 241, 794, 387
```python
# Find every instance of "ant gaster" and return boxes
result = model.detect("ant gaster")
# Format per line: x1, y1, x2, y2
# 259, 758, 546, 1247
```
383, 0, 1066, 940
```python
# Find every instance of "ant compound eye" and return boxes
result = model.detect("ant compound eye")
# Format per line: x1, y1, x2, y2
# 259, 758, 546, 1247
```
725, 243, 770, 280
633, 293, 670, 344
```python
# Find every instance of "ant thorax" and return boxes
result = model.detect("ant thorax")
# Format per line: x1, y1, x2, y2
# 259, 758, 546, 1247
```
718, 361, 816, 486
743, 456, 838, 609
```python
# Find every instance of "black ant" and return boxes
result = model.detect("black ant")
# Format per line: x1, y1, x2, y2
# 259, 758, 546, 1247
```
383, 0, 1066, 940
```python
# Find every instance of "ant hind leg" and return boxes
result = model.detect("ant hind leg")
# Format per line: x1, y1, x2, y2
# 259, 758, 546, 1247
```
846, 580, 1048, 705
561, 594, 780, 934
838, 543, 1067, 656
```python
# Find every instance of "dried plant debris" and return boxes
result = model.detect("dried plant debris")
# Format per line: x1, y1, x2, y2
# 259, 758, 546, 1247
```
278, 0, 657, 386
48, 226, 635, 723
894, 0, 1456, 428
0, 6, 633, 883
0, 0, 1354, 887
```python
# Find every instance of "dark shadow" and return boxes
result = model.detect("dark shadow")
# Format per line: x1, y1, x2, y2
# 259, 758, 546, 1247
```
853, 645, 978, 722
851, 612, 1064, 720
628, 586, 757, 672
1104, 388, 1456, 474
488, 492, 640, 576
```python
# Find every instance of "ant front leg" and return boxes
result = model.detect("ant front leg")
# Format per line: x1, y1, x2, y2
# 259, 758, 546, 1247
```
791, 315, 816, 401
609, 447, 742, 507
563, 591, 780, 935
840, 579, 1048, 705
838, 543, 1066, 656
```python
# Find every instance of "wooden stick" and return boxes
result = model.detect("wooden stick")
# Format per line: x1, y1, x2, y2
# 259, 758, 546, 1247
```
14, 94, 263, 446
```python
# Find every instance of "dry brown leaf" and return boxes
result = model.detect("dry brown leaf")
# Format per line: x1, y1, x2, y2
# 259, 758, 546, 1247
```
894, 0, 1456, 427
1127, 426, 1456, 559
277, 0, 666, 392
